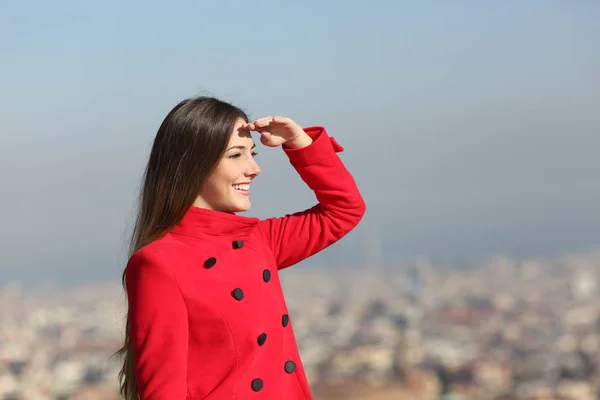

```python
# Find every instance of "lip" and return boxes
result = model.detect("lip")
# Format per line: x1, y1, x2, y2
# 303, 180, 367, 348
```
236, 190, 250, 196
233, 182, 251, 196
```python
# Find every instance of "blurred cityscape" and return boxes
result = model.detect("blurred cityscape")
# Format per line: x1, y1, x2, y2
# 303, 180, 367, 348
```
2, 249, 600, 400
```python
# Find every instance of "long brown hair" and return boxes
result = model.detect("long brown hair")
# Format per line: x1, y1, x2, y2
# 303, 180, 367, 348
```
112, 96, 249, 399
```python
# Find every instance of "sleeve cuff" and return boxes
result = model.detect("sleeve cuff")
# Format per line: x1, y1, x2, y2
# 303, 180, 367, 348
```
283, 126, 344, 166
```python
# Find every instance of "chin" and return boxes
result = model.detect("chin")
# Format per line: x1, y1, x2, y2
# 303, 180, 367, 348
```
219, 190, 252, 213
238, 202, 251, 212
229, 200, 251, 213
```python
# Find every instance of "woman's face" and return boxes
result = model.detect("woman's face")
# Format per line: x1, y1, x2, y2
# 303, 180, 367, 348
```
194, 118, 261, 213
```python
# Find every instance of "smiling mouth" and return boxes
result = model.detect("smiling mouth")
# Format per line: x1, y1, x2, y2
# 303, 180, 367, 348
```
232, 183, 250, 193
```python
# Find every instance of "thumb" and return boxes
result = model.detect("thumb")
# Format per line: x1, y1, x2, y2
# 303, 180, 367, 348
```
260, 131, 272, 146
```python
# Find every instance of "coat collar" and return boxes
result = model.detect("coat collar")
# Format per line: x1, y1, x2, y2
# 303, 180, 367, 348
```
170, 206, 260, 238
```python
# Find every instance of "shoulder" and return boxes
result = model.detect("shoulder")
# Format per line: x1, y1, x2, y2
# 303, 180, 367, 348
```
125, 236, 180, 282
128, 234, 168, 263
124, 240, 190, 314
126, 233, 225, 278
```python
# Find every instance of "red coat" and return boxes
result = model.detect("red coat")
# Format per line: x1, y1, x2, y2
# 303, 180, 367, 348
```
126, 126, 366, 399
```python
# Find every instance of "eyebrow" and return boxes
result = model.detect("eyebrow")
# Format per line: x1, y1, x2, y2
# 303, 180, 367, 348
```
227, 143, 256, 151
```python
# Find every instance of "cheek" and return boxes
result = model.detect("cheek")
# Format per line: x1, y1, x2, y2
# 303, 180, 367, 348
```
205, 177, 226, 196
205, 164, 237, 193
218, 161, 242, 183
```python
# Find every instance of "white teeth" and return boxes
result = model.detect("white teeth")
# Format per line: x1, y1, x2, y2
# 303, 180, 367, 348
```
233, 184, 250, 191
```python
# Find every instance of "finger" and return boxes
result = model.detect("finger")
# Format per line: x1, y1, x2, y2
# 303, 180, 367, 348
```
254, 122, 272, 130
253, 116, 274, 128
240, 122, 255, 131
271, 116, 292, 125
260, 131, 272, 146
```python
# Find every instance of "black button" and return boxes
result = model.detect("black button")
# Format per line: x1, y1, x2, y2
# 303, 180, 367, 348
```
251, 378, 263, 391
232, 240, 244, 249
282, 314, 289, 327
263, 269, 271, 282
284, 361, 296, 373
257, 333, 267, 346
232, 288, 244, 300
204, 257, 217, 269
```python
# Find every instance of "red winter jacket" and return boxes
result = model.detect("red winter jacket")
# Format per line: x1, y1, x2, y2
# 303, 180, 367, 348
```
125, 126, 366, 399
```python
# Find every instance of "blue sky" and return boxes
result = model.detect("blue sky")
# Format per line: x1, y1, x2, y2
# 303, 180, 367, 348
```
1, 1, 599, 285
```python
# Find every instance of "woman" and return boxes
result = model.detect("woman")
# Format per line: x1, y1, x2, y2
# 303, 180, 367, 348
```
115, 96, 366, 399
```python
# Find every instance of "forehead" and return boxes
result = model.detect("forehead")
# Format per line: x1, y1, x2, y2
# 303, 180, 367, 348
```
227, 119, 254, 147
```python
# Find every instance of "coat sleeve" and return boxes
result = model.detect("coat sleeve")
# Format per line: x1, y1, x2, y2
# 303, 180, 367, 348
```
258, 126, 366, 270
125, 250, 190, 399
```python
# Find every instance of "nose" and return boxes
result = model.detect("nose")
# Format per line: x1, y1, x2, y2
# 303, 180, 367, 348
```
246, 157, 261, 178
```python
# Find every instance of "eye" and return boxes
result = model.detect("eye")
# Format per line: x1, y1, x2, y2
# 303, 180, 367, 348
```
228, 152, 257, 159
